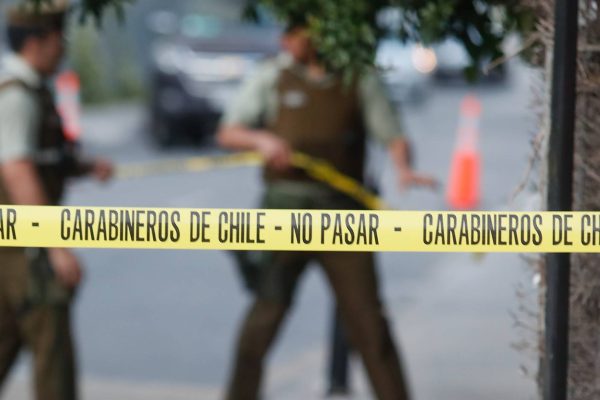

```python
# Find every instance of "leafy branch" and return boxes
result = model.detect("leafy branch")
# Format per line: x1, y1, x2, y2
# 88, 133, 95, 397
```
22, 0, 536, 79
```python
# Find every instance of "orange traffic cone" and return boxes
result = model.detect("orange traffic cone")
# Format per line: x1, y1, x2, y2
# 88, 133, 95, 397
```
446, 94, 482, 210
55, 71, 82, 142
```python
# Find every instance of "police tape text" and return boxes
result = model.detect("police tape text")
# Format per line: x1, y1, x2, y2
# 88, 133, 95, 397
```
0, 208, 17, 240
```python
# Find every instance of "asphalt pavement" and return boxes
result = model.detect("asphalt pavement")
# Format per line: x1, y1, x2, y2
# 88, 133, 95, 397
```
3, 62, 541, 400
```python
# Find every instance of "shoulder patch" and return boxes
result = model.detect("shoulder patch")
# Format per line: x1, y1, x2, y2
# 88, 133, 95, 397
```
282, 89, 307, 108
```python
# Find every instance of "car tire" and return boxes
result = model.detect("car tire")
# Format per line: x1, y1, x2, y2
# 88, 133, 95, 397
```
152, 113, 175, 148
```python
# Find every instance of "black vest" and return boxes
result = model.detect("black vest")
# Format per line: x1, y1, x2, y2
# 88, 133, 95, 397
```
0, 79, 79, 205
265, 67, 366, 183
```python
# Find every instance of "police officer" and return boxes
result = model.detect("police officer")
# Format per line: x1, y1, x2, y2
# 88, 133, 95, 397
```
217, 20, 436, 400
0, 2, 112, 399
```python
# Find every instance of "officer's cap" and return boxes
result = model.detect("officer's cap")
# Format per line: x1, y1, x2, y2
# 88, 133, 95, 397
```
6, 0, 70, 31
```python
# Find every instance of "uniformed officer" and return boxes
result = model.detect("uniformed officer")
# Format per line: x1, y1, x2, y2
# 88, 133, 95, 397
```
217, 21, 436, 400
0, 2, 113, 399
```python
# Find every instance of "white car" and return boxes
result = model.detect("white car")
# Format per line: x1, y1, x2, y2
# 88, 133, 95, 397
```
376, 38, 437, 104
433, 37, 508, 82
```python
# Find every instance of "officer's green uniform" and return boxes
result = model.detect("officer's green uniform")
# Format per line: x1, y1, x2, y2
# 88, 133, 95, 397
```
222, 55, 410, 400
0, 6, 88, 400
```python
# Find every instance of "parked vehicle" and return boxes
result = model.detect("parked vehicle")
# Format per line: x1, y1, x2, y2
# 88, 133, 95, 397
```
433, 37, 508, 83
376, 38, 437, 105
147, 10, 279, 146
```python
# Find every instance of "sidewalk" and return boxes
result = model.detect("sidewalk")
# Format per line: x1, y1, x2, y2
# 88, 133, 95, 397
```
400, 252, 538, 400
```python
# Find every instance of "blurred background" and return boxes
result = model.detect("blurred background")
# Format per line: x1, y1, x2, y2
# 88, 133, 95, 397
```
1, 0, 542, 399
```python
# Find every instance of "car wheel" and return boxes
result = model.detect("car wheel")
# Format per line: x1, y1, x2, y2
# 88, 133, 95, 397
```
197, 116, 219, 146
152, 114, 175, 148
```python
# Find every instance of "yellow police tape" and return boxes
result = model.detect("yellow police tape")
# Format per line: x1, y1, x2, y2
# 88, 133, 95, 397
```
116, 152, 386, 210
0, 206, 599, 252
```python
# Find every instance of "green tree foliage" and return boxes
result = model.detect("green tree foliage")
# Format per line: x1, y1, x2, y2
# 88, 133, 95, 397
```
69, 22, 110, 103
392, 1, 535, 78
69, 20, 145, 104
26, 0, 535, 79
248, 0, 535, 79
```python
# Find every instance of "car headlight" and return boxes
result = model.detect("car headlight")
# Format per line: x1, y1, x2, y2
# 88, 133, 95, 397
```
411, 45, 437, 74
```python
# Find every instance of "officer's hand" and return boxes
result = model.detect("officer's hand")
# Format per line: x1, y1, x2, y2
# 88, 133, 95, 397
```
255, 133, 292, 171
398, 169, 439, 192
91, 159, 114, 182
48, 248, 83, 289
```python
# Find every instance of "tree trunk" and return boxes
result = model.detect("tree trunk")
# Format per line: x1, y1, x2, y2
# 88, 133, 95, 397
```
567, 1, 600, 398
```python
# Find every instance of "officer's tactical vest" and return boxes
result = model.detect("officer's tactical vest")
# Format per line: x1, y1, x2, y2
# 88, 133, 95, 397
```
0, 79, 73, 205
265, 67, 366, 183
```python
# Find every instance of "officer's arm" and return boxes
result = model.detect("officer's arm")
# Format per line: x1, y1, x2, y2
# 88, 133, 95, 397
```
217, 59, 274, 151
218, 125, 291, 171
70, 152, 113, 182
388, 137, 413, 175
0, 88, 82, 288
0, 159, 49, 204
217, 60, 292, 170
387, 130, 437, 190
0, 160, 83, 287
217, 125, 276, 151
387, 137, 438, 188
359, 73, 436, 190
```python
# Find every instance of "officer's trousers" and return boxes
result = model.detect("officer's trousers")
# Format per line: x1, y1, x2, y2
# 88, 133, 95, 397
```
225, 185, 410, 400
0, 249, 77, 400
